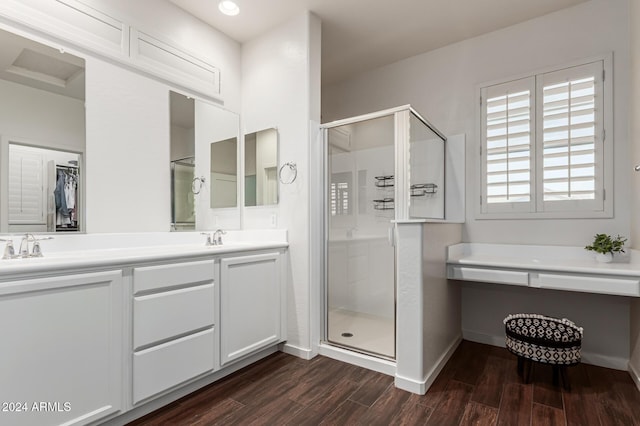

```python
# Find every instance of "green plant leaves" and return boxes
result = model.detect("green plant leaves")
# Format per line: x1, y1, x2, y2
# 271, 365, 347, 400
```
584, 233, 627, 254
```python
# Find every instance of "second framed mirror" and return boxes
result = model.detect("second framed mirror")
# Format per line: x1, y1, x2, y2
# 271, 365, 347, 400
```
244, 128, 278, 207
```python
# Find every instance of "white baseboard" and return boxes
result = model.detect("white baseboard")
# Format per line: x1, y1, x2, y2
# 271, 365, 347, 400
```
462, 329, 629, 370
395, 334, 462, 395
394, 374, 426, 395
629, 361, 640, 392
318, 343, 396, 376
280, 342, 315, 360
423, 335, 463, 390
581, 352, 628, 371
463, 330, 505, 348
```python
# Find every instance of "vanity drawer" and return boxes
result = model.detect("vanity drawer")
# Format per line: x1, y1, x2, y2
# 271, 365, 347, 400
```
530, 273, 640, 297
133, 259, 215, 294
133, 328, 215, 404
133, 283, 215, 349
448, 265, 529, 286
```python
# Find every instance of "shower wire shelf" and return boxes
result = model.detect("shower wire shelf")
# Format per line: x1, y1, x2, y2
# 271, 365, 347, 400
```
410, 183, 438, 196
373, 198, 394, 210
374, 175, 394, 188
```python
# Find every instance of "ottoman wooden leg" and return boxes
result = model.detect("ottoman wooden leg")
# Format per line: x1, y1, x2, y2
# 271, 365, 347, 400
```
560, 366, 571, 392
517, 356, 524, 377
552, 366, 559, 386
523, 359, 534, 384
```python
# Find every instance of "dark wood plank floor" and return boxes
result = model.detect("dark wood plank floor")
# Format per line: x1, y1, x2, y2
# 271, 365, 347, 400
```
128, 340, 640, 425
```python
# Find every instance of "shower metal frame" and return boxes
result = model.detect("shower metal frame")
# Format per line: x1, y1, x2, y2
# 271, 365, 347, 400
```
170, 156, 196, 231
320, 105, 447, 360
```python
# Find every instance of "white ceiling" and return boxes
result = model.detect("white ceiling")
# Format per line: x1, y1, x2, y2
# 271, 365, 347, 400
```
170, 0, 588, 84
0, 28, 85, 100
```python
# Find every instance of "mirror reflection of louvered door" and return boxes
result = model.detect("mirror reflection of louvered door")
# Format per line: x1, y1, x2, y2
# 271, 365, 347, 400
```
8, 145, 45, 226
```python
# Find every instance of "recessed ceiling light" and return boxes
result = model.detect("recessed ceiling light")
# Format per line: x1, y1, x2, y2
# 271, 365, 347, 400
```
218, 0, 239, 16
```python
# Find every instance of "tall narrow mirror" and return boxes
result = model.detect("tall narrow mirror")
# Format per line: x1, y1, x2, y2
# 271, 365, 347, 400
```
210, 137, 238, 208
169, 91, 195, 230
194, 101, 240, 230
244, 128, 278, 206
0, 27, 85, 233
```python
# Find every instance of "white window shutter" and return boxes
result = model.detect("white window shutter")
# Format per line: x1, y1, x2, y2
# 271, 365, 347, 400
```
536, 61, 604, 212
8, 145, 46, 225
481, 77, 535, 213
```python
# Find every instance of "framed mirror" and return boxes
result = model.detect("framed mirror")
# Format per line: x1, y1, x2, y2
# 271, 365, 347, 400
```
244, 128, 278, 206
0, 27, 85, 233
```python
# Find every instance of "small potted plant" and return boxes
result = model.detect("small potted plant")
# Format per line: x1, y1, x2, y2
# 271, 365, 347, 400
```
585, 233, 627, 263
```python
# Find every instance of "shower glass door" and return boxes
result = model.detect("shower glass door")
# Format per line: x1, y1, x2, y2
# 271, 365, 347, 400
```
326, 114, 396, 359
171, 158, 196, 230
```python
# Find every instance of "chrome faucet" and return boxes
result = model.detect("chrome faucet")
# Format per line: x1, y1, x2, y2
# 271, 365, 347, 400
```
19, 234, 35, 257
16, 234, 52, 258
201, 232, 214, 246
213, 229, 226, 246
201, 230, 226, 246
0, 238, 15, 259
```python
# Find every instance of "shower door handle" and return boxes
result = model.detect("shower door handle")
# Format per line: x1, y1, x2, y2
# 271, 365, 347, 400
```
388, 225, 395, 247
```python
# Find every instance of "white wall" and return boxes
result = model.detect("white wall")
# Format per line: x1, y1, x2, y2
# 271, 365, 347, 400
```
421, 223, 462, 387
628, 0, 640, 386
323, 0, 630, 247
241, 12, 321, 355
0, 79, 84, 151
85, 59, 170, 232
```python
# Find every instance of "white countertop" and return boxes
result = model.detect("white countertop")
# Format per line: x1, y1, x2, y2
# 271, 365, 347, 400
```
447, 243, 640, 277
0, 231, 288, 278
447, 243, 640, 297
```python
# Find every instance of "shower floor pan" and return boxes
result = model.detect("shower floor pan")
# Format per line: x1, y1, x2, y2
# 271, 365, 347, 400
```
327, 308, 395, 359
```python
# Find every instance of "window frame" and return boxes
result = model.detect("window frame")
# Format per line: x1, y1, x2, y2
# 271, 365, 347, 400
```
476, 54, 613, 220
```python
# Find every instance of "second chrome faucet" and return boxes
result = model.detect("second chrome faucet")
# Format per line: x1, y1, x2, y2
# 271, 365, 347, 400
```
201, 229, 226, 246
0, 234, 53, 259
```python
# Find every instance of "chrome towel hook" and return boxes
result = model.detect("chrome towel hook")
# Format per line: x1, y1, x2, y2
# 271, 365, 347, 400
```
279, 162, 297, 184
192, 176, 206, 194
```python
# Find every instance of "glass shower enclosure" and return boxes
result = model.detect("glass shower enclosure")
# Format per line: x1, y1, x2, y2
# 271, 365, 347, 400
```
171, 156, 196, 231
323, 105, 446, 360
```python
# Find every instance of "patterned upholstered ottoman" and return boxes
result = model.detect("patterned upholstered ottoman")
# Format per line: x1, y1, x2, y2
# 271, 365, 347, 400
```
504, 313, 583, 390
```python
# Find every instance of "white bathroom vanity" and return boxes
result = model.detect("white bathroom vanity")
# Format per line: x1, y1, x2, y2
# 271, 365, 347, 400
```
0, 232, 288, 426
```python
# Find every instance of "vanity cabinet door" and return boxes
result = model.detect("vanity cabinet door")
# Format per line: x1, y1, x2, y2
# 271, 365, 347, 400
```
0, 270, 124, 426
220, 251, 286, 366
